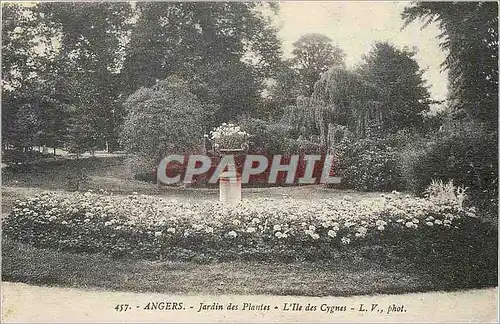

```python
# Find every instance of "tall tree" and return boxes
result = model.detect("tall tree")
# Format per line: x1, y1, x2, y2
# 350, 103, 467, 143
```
2, 3, 39, 150
121, 2, 282, 125
402, 2, 498, 129
35, 2, 133, 151
358, 42, 431, 134
291, 33, 345, 96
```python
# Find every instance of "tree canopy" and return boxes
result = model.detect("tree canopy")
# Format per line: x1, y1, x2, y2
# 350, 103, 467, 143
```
358, 42, 431, 133
121, 2, 282, 124
402, 2, 498, 129
291, 33, 345, 96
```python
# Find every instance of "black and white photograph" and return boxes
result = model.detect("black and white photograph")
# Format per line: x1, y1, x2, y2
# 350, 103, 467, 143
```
1, 1, 498, 322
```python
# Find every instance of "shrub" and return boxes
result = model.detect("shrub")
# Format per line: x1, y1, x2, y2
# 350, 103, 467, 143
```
333, 135, 403, 191
120, 76, 207, 175
240, 118, 290, 154
399, 120, 498, 219
239, 117, 323, 156
2, 189, 490, 262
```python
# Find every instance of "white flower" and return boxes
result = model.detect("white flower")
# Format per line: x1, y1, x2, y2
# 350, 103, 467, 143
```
426, 222, 433, 226
104, 221, 111, 226
435, 219, 443, 225
227, 230, 237, 238
205, 227, 214, 234
357, 227, 368, 235
246, 227, 256, 233
375, 220, 387, 226
232, 219, 241, 226
341, 237, 351, 245
84, 218, 90, 223
192, 224, 203, 231
166, 227, 176, 234
308, 225, 316, 231
273, 224, 282, 231
252, 218, 261, 224
311, 233, 320, 240
377, 225, 385, 231
327, 230, 337, 238
85, 212, 93, 218
304, 229, 313, 236
405, 222, 414, 228
344, 221, 354, 227
275, 231, 283, 238
412, 219, 419, 224
154, 231, 162, 237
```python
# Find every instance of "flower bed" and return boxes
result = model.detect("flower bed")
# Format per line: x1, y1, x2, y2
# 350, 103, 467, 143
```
2, 190, 492, 262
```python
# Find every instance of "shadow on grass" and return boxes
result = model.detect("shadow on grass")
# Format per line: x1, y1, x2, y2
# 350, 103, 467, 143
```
2, 237, 496, 297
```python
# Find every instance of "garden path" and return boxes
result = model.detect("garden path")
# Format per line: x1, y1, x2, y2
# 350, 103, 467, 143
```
1, 282, 497, 323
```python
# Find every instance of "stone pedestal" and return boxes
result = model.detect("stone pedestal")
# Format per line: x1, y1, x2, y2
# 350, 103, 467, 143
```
219, 170, 241, 206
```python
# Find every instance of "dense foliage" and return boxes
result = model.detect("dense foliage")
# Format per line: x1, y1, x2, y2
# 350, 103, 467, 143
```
358, 42, 431, 134
399, 121, 498, 218
120, 77, 206, 173
1, 2, 282, 154
403, 2, 498, 129
333, 135, 403, 192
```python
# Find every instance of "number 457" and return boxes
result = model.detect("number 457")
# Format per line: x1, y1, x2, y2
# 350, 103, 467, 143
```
115, 304, 130, 312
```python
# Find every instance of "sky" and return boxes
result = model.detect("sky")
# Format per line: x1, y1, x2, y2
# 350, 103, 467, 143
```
273, 1, 449, 102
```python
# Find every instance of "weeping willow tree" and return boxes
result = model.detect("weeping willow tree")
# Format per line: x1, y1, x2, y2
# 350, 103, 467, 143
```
310, 67, 381, 143
279, 66, 380, 146
280, 96, 317, 138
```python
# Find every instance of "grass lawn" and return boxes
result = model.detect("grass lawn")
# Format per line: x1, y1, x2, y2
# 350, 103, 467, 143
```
2, 156, 497, 296
2, 236, 496, 297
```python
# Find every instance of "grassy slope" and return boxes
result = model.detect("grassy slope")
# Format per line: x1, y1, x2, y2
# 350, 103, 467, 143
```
2, 237, 496, 296
0, 238, 459, 296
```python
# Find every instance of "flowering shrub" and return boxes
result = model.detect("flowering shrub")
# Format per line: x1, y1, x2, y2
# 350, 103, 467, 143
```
333, 136, 402, 191
209, 123, 250, 150
3, 188, 490, 262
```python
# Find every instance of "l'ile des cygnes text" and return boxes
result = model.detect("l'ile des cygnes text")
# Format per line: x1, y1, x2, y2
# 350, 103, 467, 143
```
116, 301, 407, 315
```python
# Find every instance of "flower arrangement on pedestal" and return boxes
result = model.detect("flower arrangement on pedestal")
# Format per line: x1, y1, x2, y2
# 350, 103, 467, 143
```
208, 123, 250, 152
